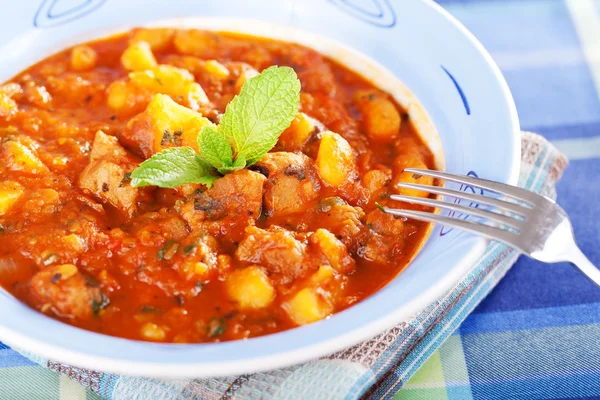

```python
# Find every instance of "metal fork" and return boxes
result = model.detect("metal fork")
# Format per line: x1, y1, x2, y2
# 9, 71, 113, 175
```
381, 168, 600, 286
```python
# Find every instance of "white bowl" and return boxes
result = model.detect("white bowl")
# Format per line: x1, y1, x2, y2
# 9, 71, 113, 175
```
0, 0, 519, 377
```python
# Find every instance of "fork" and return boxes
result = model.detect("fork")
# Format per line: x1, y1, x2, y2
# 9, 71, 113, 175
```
381, 168, 600, 286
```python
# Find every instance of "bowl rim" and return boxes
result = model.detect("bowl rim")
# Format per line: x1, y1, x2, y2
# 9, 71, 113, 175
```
0, 0, 521, 377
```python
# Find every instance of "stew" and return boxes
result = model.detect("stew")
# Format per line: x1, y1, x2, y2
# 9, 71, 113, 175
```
0, 28, 435, 343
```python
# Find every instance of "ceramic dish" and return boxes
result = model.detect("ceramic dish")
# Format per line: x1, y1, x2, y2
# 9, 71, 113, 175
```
0, 0, 519, 376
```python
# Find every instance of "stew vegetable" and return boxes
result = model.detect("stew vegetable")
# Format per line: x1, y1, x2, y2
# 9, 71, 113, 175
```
0, 28, 435, 343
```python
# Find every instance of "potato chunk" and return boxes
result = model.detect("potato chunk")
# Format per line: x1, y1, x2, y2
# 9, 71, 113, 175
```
0, 83, 22, 98
0, 94, 18, 117
130, 28, 174, 50
278, 112, 322, 152
173, 29, 220, 56
316, 131, 356, 187
2, 140, 48, 174
283, 287, 333, 325
122, 94, 214, 158
235, 67, 259, 94
225, 266, 275, 309
362, 169, 390, 197
106, 80, 153, 115
70, 45, 97, 71
140, 322, 167, 341
354, 90, 401, 141
0, 181, 24, 215
391, 156, 433, 198
307, 265, 336, 286
129, 65, 209, 110
121, 41, 157, 71
203, 60, 230, 80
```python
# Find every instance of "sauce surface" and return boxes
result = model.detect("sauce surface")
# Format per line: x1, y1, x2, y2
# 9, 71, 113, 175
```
0, 28, 434, 343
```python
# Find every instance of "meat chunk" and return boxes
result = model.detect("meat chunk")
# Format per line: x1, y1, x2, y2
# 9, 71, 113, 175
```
254, 152, 321, 217
133, 235, 219, 296
87, 130, 128, 163
308, 229, 355, 274
178, 169, 265, 236
315, 197, 365, 246
358, 232, 399, 264
200, 169, 265, 219
78, 131, 141, 217
236, 226, 313, 283
359, 209, 406, 264
365, 208, 404, 236
31, 264, 105, 320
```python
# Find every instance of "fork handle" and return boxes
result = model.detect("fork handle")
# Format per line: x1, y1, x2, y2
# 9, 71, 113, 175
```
569, 245, 600, 286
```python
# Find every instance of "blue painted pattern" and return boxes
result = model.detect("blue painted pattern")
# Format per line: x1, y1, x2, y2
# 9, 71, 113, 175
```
34, 0, 107, 28
439, 171, 480, 236
328, 0, 396, 27
441, 66, 471, 115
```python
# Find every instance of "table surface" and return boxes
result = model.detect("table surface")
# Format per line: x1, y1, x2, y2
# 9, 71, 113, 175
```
1, 1, 600, 399
396, 0, 600, 399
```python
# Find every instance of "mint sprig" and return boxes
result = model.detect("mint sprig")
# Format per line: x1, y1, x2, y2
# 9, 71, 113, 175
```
197, 125, 233, 173
131, 66, 300, 188
130, 147, 219, 188
218, 66, 301, 165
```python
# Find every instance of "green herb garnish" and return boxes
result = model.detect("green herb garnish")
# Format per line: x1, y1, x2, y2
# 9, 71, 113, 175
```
183, 243, 196, 256
84, 276, 101, 288
119, 172, 132, 187
157, 239, 178, 261
140, 305, 162, 313
91, 293, 110, 316
131, 147, 218, 188
130, 66, 300, 188
206, 317, 226, 338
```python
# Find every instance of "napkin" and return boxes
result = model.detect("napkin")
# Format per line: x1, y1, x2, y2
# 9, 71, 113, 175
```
14, 132, 568, 399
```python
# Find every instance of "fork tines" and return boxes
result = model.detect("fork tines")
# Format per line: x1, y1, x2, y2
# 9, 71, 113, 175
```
382, 168, 536, 245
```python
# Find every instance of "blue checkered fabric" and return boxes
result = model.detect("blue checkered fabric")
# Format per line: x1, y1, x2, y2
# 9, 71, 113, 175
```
395, 0, 600, 398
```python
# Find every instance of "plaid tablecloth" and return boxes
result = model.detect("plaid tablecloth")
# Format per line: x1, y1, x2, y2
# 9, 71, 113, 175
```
1, 0, 599, 399
397, 0, 600, 398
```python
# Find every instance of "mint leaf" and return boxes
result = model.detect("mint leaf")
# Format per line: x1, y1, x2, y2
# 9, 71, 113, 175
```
232, 154, 246, 169
217, 153, 246, 175
129, 67, 300, 190
218, 66, 300, 165
130, 147, 218, 188
197, 125, 233, 170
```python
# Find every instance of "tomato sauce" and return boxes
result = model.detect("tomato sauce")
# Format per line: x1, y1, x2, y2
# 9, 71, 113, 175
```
0, 28, 435, 342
